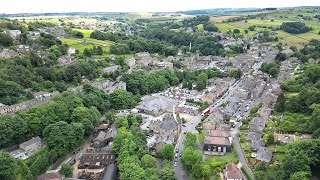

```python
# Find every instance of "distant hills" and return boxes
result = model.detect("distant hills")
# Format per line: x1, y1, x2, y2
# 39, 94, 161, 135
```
176, 8, 263, 15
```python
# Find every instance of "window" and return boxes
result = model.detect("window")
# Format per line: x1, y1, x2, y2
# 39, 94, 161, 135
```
218, 147, 221, 152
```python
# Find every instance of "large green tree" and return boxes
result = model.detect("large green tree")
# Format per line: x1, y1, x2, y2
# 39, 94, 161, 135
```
161, 144, 174, 160
0, 152, 17, 180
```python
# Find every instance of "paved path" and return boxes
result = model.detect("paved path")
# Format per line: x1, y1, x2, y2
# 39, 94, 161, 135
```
234, 134, 255, 180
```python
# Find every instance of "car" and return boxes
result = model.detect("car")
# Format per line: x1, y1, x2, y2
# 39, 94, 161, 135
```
182, 124, 187, 127
179, 153, 182, 157
184, 131, 187, 134
176, 149, 179, 153
174, 162, 177, 167
175, 153, 178, 158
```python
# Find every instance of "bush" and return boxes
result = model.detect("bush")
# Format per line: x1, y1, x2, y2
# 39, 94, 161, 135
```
280, 22, 311, 34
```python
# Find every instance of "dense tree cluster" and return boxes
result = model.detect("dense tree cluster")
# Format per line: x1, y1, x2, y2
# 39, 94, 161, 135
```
112, 115, 176, 180
277, 64, 320, 135
293, 39, 320, 63
280, 22, 311, 34
255, 139, 320, 180
90, 30, 127, 42
260, 62, 280, 77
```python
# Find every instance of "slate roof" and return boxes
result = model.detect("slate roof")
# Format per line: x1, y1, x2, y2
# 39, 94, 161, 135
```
102, 164, 117, 180
246, 132, 262, 141
204, 136, 230, 146
160, 115, 178, 130
251, 140, 265, 150
37, 172, 61, 180
136, 96, 177, 112
256, 147, 272, 163
20, 136, 41, 149
94, 131, 107, 142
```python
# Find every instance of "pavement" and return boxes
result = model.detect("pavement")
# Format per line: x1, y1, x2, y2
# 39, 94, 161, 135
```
174, 60, 264, 180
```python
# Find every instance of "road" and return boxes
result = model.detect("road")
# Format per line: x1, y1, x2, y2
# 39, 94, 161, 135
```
173, 61, 266, 180
174, 75, 244, 180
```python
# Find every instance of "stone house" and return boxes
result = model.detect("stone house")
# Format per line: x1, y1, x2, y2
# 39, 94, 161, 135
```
203, 109, 228, 131
224, 162, 244, 180
57, 55, 73, 66
19, 136, 42, 155
124, 57, 136, 67
150, 114, 180, 153
271, 83, 282, 96
0, 49, 18, 58
262, 92, 278, 108
16, 45, 30, 53
136, 95, 178, 116
93, 131, 108, 148
37, 172, 62, 180
233, 89, 249, 100
258, 106, 272, 121
102, 65, 120, 74
246, 132, 262, 141
251, 80, 267, 99
5, 30, 21, 39
256, 147, 272, 163
157, 61, 173, 69
203, 135, 232, 155
251, 140, 265, 151
249, 117, 266, 132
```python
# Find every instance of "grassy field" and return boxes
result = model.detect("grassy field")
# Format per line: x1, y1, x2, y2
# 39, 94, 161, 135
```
72, 28, 94, 38
60, 37, 113, 53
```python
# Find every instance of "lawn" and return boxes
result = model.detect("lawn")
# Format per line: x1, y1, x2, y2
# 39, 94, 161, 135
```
60, 37, 113, 53
196, 24, 204, 31
198, 131, 208, 144
204, 148, 239, 165
72, 28, 94, 38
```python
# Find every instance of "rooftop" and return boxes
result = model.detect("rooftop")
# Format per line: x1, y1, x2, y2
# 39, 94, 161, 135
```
209, 130, 231, 138
204, 136, 230, 146
20, 136, 41, 148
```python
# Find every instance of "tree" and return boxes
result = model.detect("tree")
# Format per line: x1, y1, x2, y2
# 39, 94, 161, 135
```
275, 93, 286, 112
0, 33, 14, 46
233, 29, 240, 34
161, 144, 174, 160
196, 72, 208, 91
181, 147, 202, 170
184, 132, 197, 149
115, 116, 129, 129
141, 154, 157, 169
159, 160, 176, 180
59, 164, 73, 177
266, 133, 275, 145
83, 48, 92, 57
96, 46, 103, 55
109, 89, 137, 110
191, 163, 211, 179
290, 171, 310, 180
0, 152, 17, 180
244, 29, 248, 34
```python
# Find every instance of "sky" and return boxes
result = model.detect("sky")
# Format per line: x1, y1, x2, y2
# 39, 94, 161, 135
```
0, 0, 319, 14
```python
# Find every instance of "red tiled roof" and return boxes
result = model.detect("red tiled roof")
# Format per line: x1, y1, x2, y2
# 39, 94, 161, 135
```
209, 130, 231, 137
37, 172, 60, 180
225, 162, 243, 179
204, 136, 230, 145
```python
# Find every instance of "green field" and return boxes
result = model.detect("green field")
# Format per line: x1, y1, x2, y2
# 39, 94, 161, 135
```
61, 37, 113, 53
72, 28, 94, 38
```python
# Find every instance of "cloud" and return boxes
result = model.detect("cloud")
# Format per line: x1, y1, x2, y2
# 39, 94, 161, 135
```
0, 0, 319, 14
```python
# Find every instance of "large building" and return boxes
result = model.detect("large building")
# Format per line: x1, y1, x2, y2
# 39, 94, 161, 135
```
203, 130, 232, 155
136, 95, 178, 116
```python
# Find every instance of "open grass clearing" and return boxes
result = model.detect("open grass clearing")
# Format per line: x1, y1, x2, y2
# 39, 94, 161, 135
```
60, 37, 113, 53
